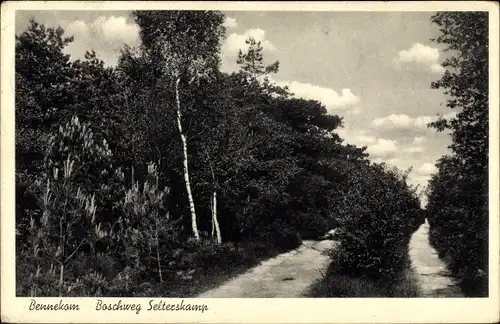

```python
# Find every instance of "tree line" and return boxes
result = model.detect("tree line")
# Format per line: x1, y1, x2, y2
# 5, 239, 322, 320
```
426, 12, 489, 297
16, 11, 423, 297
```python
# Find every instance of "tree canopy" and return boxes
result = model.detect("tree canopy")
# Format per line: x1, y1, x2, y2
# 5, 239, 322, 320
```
426, 11, 489, 297
16, 11, 423, 297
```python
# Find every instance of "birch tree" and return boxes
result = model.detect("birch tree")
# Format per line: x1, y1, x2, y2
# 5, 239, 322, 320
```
132, 11, 226, 241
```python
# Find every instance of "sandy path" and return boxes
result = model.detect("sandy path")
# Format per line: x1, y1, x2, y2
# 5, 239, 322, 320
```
196, 240, 337, 298
409, 219, 464, 297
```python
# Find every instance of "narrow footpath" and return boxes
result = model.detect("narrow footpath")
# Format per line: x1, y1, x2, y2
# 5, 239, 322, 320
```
197, 240, 337, 298
409, 219, 464, 297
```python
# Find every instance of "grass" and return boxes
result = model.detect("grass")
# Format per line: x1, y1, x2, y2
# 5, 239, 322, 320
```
17, 239, 293, 298
151, 262, 260, 297
305, 250, 421, 298
154, 255, 268, 297
133, 240, 293, 298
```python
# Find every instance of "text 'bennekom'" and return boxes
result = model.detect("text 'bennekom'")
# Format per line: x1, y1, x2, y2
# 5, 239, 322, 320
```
28, 299, 209, 314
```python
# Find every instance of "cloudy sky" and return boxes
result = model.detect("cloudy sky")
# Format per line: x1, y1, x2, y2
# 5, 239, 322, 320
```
16, 10, 455, 202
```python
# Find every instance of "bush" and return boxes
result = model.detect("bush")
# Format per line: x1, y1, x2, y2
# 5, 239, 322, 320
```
292, 212, 330, 239
248, 241, 276, 259
426, 156, 488, 296
274, 228, 302, 252
332, 162, 421, 281
308, 246, 420, 297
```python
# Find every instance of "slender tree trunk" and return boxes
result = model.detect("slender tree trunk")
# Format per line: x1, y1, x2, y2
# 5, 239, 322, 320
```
212, 191, 221, 244
210, 198, 215, 238
58, 264, 64, 297
207, 151, 222, 244
174, 77, 199, 241
155, 216, 163, 283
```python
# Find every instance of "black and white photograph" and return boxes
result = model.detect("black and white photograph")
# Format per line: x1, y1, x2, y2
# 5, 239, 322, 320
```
1, 1, 499, 323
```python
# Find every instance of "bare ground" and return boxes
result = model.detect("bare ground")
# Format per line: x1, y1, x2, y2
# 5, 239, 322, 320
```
408, 220, 464, 297
196, 240, 337, 298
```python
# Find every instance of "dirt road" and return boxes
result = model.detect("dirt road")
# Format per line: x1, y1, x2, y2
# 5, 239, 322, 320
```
409, 219, 464, 297
196, 240, 337, 298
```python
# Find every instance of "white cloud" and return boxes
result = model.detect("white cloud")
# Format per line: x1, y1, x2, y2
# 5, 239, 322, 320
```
372, 156, 405, 168
372, 114, 439, 130
65, 16, 140, 46
416, 162, 437, 176
66, 20, 88, 36
398, 43, 439, 65
373, 114, 413, 128
337, 129, 376, 147
278, 81, 361, 113
335, 129, 399, 158
62, 16, 140, 66
90, 16, 140, 45
407, 174, 431, 193
356, 135, 377, 145
385, 158, 405, 168
223, 16, 237, 29
373, 112, 457, 131
412, 136, 426, 144
443, 111, 458, 119
414, 115, 436, 128
394, 43, 445, 74
366, 138, 398, 157
223, 28, 276, 57
403, 146, 424, 153
430, 63, 446, 74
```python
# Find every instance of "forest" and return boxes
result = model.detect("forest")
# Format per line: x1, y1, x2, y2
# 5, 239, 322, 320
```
15, 11, 487, 297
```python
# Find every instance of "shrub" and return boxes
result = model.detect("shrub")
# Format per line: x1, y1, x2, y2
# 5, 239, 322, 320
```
426, 155, 488, 296
292, 212, 330, 240
332, 162, 421, 281
274, 228, 303, 252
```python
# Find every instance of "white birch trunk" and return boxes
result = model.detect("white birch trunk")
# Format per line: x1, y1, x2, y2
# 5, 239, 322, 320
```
207, 151, 222, 244
174, 77, 200, 241
210, 197, 215, 238
212, 191, 222, 244
58, 264, 64, 297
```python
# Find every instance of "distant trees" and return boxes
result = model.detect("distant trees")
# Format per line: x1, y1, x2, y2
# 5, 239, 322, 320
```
16, 11, 423, 297
426, 12, 489, 296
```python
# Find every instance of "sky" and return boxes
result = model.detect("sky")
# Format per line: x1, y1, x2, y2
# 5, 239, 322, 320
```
15, 10, 456, 203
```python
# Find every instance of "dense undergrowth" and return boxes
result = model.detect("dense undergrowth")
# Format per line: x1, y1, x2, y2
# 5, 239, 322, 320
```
306, 249, 420, 298
16, 11, 426, 297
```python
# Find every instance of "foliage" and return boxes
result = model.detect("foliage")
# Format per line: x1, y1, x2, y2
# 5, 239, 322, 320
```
426, 12, 488, 297
24, 116, 112, 296
307, 249, 420, 297
331, 163, 421, 280
112, 162, 175, 284
16, 12, 424, 297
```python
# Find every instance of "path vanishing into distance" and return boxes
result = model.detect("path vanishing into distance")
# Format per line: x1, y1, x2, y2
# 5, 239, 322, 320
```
197, 240, 337, 298
197, 220, 464, 298
409, 219, 464, 297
